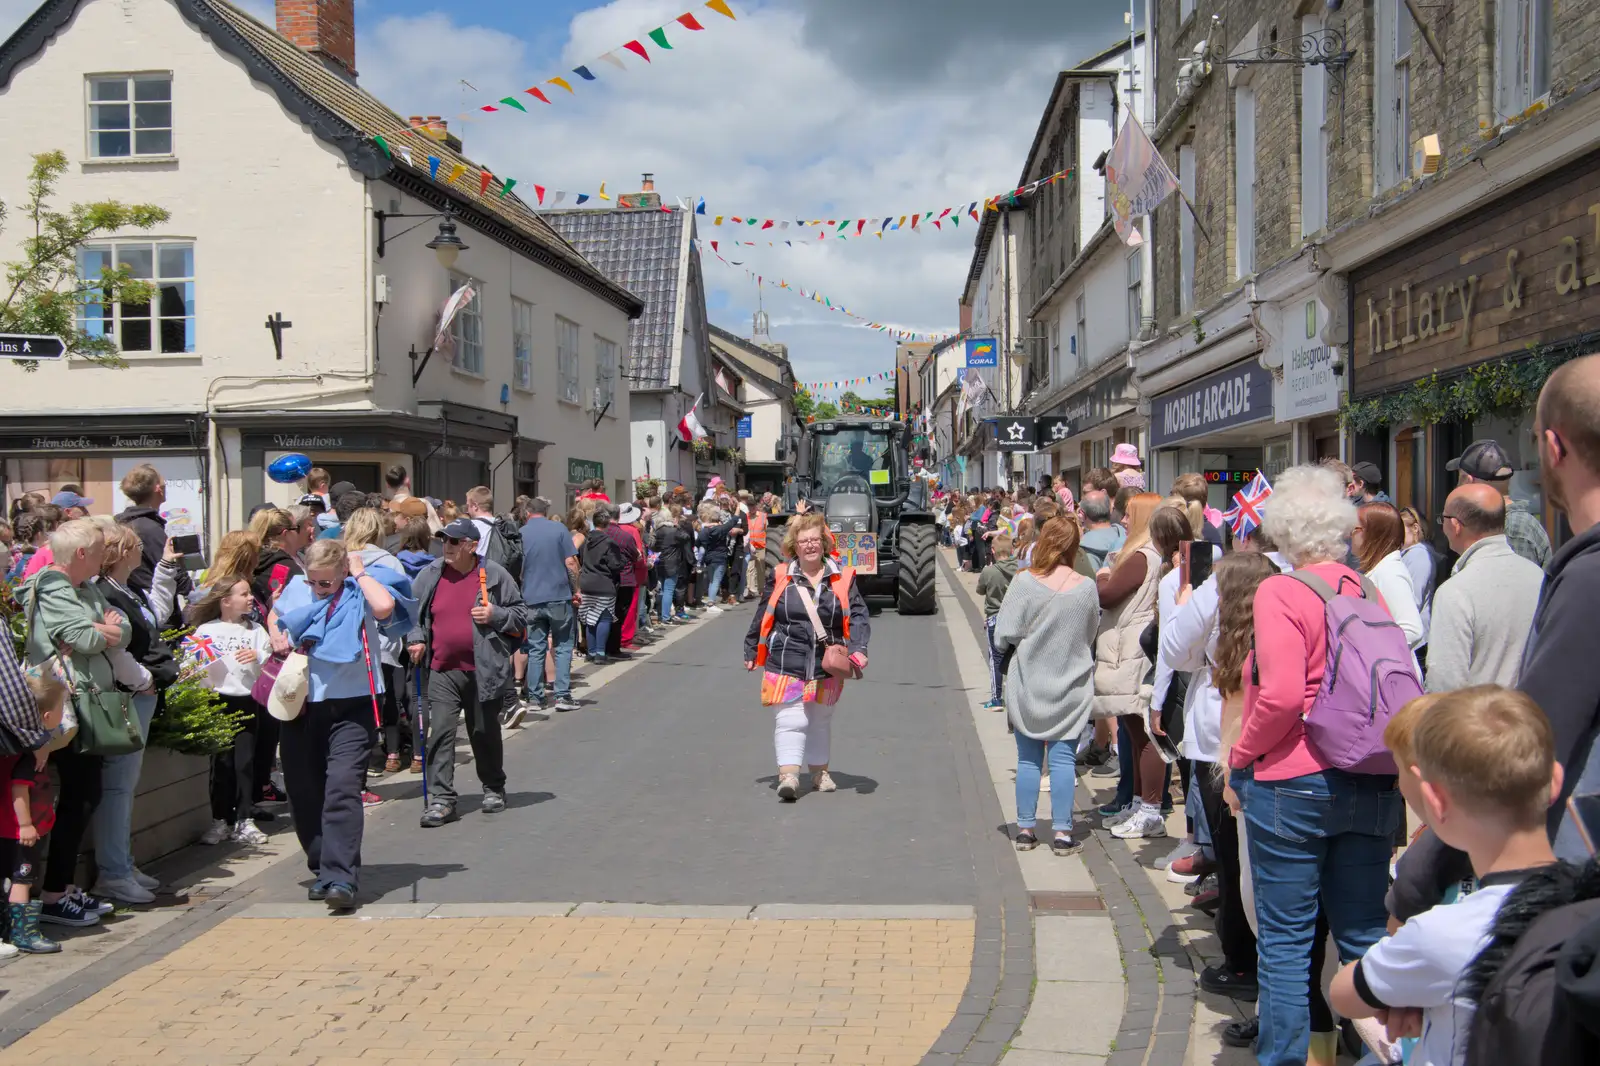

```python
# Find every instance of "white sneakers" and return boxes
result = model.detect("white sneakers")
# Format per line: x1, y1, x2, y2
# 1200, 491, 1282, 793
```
1102, 803, 1137, 828
812, 770, 837, 793
705, 605, 724, 615
199, 819, 230, 845
132, 868, 160, 891
231, 819, 269, 845
95, 876, 156, 905
1110, 804, 1169, 839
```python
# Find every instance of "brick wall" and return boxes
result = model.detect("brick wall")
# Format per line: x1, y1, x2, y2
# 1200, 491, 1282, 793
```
1151, 0, 1600, 334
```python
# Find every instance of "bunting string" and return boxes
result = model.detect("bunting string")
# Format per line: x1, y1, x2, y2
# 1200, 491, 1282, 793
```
693, 239, 953, 344
795, 370, 898, 394
469, 2, 737, 121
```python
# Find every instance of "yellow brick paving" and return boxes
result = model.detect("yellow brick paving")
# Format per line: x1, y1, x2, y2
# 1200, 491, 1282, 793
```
1, 916, 974, 1066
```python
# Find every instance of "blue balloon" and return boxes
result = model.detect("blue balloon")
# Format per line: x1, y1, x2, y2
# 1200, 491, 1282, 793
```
267, 453, 313, 484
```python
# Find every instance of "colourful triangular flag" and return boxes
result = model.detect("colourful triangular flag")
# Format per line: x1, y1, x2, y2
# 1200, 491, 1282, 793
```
623, 40, 651, 61
576, 193, 590, 205
479, 171, 493, 195
648, 27, 673, 49
498, 96, 528, 112
547, 77, 574, 94
706, 0, 736, 19
428, 156, 441, 180
373, 134, 392, 158
552, 191, 566, 205
696, 197, 706, 214
500, 178, 517, 198
534, 184, 546, 204
599, 182, 610, 201
599, 51, 627, 70
677, 12, 706, 30
572, 65, 596, 81
445, 163, 467, 185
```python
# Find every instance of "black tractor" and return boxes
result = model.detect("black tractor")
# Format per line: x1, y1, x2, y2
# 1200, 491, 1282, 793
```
767, 417, 938, 615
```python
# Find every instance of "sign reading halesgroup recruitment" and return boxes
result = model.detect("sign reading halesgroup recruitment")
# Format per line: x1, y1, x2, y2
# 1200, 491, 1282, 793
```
965, 337, 998, 368
1149, 359, 1274, 448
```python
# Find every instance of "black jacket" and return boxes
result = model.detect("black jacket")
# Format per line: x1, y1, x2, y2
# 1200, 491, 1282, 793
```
98, 578, 179, 689
698, 517, 737, 563
742, 559, 871, 680
579, 530, 625, 596
1518, 524, 1600, 831
116, 505, 192, 621
252, 547, 303, 606
652, 522, 688, 578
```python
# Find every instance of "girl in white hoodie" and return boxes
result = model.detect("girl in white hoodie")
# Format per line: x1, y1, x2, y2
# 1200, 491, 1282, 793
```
185, 577, 273, 846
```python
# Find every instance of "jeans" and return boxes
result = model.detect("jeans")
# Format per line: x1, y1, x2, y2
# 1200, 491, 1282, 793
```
1015, 734, 1077, 832
587, 615, 612, 660
425, 668, 507, 807
1233, 767, 1400, 1066
525, 600, 575, 701
659, 576, 678, 622
707, 560, 728, 602
93, 692, 159, 882
983, 616, 1003, 703
281, 696, 375, 891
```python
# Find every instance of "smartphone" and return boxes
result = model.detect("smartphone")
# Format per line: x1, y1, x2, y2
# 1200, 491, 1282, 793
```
268, 563, 291, 596
1567, 794, 1600, 856
172, 533, 205, 571
1183, 541, 1214, 589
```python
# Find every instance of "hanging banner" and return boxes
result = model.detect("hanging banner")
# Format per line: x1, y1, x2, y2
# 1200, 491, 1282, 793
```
965, 338, 998, 368
1105, 114, 1178, 247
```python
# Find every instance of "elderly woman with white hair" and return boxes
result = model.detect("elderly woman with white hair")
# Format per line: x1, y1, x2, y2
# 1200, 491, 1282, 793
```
1225, 465, 1403, 1066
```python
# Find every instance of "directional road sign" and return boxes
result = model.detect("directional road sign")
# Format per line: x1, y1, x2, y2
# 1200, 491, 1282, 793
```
0, 334, 67, 360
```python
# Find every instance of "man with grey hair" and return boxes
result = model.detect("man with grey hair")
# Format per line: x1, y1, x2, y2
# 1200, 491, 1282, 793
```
1078, 490, 1125, 571
1425, 482, 1543, 693
516, 495, 580, 713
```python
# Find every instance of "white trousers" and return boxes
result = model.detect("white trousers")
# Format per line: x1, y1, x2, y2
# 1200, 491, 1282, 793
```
773, 698, 836, 768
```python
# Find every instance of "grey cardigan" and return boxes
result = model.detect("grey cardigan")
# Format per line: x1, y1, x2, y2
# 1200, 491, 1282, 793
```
407, 558, 528, 699
993, 570, 1100, 742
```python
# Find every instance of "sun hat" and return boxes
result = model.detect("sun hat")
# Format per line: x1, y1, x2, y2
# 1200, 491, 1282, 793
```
1110, 443, 1142, 467
388, 497, 427, 519
618, 503, 641, 525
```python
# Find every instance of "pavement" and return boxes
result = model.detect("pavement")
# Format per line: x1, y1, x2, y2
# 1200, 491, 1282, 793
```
0, 555, 1259, 1066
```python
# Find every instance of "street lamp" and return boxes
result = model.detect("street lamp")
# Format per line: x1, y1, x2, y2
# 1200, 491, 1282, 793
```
375, 201, 471, 267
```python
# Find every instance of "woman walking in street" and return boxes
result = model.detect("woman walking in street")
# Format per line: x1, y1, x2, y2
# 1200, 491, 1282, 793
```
342, 509, 410, 771
743, 512, 870, 802
993, 517, 1098, 855
269, 538, 413, 911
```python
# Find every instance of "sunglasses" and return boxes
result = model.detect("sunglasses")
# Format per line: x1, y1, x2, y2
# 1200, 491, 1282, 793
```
1435, 512, 1462, 526
310, 577, 341, 590
441, 535, 466, 545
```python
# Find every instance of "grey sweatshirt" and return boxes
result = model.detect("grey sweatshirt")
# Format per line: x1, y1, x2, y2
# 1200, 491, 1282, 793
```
1424, 535, 1544, 693
993, 571, 1100, 742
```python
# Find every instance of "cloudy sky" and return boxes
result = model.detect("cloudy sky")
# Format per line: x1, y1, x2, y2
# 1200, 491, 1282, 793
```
1, 0, 1138, 393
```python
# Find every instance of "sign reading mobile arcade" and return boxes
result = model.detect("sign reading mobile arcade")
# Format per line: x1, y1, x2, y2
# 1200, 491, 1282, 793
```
1148, 359, 1275, 448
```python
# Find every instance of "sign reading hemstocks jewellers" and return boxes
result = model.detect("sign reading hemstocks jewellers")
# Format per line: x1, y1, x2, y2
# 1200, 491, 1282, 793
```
0, 432, 190, 451
1148, 359, 1274, 448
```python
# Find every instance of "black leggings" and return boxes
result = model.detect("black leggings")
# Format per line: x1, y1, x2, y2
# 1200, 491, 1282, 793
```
44, 746, 101, 893
211, 694, 262, 823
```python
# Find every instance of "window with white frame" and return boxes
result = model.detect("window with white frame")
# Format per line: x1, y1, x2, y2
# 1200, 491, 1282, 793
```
1374, 0, 1412, 192
1074, 292, 1087, 374
1179, 143, 1196, 310
77, 241, 194, 354
556, 316, 581, 404
1234, 84, 1257, 277
447, 275, 483, 375
511, 298, 534, 391
595, 335, 618, 411
87, 74, 172, 158
1300, 15, 1330, 236
1126, 250, 1143, 342
1497, 0, 1551, 120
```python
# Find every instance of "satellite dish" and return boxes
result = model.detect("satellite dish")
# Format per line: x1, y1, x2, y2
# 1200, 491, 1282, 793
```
267, 453, 312, 484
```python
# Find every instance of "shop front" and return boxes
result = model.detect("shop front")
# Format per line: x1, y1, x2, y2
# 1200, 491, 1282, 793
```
1345, 148, 1600, 530
1148, 358, 1284, 511
0, 413, 211, 547
566, 457, 605, 504
1034, 364, 1141, 498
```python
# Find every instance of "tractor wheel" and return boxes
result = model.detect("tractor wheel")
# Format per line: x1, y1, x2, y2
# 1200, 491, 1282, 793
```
896, 522, 938, 615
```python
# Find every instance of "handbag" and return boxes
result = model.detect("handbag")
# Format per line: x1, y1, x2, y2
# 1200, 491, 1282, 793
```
263, 592, 340, 722
793, 580, 862, 680
66, 651, 141, 757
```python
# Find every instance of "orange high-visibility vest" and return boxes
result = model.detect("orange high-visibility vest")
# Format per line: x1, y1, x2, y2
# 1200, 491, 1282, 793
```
748, 510, 768, 551
754, 565, 855, 667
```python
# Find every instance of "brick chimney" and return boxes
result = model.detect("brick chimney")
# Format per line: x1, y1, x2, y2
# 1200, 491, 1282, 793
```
408, 115, 463, 153
277, 0, 357, 79
619, 171, 663, 210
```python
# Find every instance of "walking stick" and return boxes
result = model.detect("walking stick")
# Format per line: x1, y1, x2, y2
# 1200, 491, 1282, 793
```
415, 661, 427, 808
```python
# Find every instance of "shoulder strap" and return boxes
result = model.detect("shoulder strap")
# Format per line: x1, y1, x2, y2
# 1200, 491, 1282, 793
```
792, 580, 831, 644
1284, 570, 1337, 602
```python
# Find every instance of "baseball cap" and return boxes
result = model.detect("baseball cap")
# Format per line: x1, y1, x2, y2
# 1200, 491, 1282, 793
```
329, 481, 357, 500
1446, 439, 1515, 480
438, 517, 480, 541
51, 490, 93, 509
388, 496, 427, 519
1351, 461, 1383, 487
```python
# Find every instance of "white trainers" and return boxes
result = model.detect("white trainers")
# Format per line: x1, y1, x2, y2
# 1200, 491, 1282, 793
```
1101, 804, 1137, 828
0, 941, 17, 962
95, 876, 156, 905
132, 868, 160, 891
199, 818, 230, 845
1155, 839, 1199, 870
811, 770, 837, 793
230, 819, 269, 845
705, 605, 724, 614
1111, 807, 1169, 839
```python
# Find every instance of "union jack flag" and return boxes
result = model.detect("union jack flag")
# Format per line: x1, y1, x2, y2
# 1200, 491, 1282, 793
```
1223, 470, 1273, 539
180, 633, 219, 665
